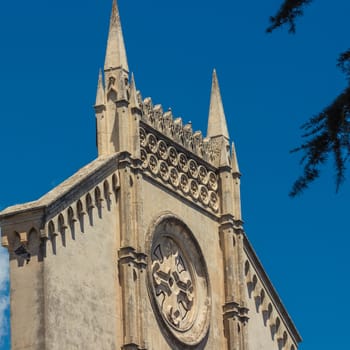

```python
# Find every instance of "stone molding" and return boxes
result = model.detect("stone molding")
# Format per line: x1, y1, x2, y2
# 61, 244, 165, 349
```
244, 237, 302, 349
0, 153, 120, 220
118, 246, 147, 270
223, 301, 249, 323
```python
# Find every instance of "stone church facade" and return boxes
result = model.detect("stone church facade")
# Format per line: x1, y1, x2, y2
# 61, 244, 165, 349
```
0, 1, 301, 349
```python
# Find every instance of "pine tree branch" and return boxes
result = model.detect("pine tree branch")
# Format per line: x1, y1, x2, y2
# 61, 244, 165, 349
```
290, 85, 350, 196
337, 49, 350, 82
267, 0, 313, 33
268, 3, 350, 195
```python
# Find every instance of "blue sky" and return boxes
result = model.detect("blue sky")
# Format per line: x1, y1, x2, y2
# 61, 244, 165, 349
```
0, 0, 349, 349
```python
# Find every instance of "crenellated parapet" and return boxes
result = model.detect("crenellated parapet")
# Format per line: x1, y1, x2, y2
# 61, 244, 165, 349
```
140, 96, 222, 167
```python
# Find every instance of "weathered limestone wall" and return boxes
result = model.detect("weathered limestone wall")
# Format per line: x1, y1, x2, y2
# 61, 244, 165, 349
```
43, 198, 120, 350
141, 178, 226, 350
10, 251, 45, 350
245, 285, 280, 350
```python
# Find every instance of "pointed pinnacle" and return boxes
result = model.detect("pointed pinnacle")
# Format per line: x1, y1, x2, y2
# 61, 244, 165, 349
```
95, 69, 105, 107
129, 73, 140, 109
207, 69, 229, 139
104, 0, 129, 72
219, 139, 231, 168
231, 141, 240, 174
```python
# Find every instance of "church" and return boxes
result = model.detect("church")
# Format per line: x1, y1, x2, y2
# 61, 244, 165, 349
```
0, 1, 301, 349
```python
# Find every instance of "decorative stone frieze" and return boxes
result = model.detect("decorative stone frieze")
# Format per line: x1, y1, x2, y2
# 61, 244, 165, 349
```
43, 173, 119, 243
140, 125, 220, 213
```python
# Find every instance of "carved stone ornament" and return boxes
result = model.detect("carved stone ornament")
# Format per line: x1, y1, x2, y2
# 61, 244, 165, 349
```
147, 215, 211, 347
140, 98, 225, 165
140, 126, 220, 213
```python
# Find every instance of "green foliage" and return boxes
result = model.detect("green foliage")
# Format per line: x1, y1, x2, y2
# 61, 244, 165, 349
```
267, 0, 313, 33
268, 1, 350, 196
290, 84, 350, 196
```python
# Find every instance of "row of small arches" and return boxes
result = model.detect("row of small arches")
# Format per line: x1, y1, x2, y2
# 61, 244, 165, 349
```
5, 173, 120, 265
45, 173, 119, 238
245, 260, 296, 350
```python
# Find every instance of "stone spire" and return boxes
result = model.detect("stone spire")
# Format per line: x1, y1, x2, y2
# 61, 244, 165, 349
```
207, 69, 229, 140
231, 141, 240, 174
95, 69, 105, 107
94, 69, 107, 156
104, 0, 129, 72
129, 73, 140, 111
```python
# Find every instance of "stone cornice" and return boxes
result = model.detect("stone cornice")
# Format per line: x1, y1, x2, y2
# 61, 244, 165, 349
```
0, 153, 120, 221
1, 161, 122, 259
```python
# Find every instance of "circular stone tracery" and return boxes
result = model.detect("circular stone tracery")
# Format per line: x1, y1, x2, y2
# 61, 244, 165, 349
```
152, 237, 195, 331
148, 216, 211, 347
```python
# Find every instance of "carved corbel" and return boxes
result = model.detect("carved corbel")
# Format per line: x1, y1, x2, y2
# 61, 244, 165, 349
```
118, 246, 147, 271
40, 227, 48, 239
112, 172, 120, 192
67, 206, 77, 224
223, 301, 240, 321
270, 315, 281, 339
277, 330, 288, 349
223, 301, 249, 324
94, 186, 104, 208
48, 221, 59, 237
86, 192, 95, 211
1, 235, 9, 248
19, 231, 27, 243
